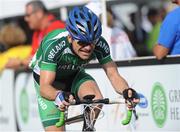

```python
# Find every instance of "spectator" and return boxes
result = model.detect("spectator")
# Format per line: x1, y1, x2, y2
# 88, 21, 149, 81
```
0, 43, 6, 53
0, 23, 31, 72
0, 23, 27, 49
6, 0, 65, 69
107, 8, 137, 60
0, 32, 6, 52
153, 0, 180, 59
86, 2, 136, 60
129, 11, 149, 56
0, 40, 6, 53
146, 8, 162, 55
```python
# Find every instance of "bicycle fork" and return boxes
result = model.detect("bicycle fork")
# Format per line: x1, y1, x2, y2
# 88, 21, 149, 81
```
82, 105, 95, 131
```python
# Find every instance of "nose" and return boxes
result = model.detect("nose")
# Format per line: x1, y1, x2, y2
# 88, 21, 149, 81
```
84, 44, 94, 50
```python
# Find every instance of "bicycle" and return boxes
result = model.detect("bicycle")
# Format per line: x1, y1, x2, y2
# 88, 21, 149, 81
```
55, 94, 138, 131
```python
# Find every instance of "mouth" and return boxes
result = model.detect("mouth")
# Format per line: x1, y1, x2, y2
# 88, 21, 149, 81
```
79, 49, 92, 56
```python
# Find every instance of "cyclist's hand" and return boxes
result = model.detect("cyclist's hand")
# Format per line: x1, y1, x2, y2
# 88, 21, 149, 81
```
122, 88, 140, 109
54, 91, 74, 111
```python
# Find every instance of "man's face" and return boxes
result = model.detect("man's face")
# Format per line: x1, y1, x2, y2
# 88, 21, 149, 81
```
171, 0, 180, 5
71, 38, 95, 60
24, 5, 42, 30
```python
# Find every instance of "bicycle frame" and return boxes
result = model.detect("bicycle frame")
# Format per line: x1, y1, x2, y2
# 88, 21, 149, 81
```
55, 95, 137, 131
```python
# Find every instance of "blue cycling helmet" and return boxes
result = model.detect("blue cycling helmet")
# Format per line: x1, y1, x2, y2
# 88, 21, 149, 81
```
66, 6, 102, 44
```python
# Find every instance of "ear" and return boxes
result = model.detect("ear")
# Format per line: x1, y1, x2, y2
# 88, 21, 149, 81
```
67, 35, 73, 43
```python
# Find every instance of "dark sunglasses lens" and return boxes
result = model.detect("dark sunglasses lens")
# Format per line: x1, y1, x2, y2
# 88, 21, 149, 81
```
76, 38, 99, 46
77, 41, 90, 46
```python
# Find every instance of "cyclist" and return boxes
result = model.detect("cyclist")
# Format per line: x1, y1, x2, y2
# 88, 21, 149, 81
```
30, 6, 139, 131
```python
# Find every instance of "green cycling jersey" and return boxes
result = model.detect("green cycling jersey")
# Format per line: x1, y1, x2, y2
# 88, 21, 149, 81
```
30, 29, 112, 79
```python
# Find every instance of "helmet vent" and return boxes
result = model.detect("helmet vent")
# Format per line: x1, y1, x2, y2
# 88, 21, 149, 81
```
70, 28, 78, 36
87, 21, 92, 33
74, 13, 78, 18
69, 18, 73, 26
94, 20, 98, 31
87, 11, 92, 20
80, 13, 85, 19
76, 21, 86, 34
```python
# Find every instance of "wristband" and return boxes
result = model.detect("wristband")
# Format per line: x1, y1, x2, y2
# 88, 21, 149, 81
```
54, 91, 65, 107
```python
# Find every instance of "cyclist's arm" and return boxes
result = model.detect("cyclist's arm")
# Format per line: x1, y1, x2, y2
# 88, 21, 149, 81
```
40, 70, 59, 100
102, 61, 129, 94
38, 30, 67, 100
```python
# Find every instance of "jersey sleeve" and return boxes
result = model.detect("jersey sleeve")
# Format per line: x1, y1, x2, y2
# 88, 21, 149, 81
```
94, 36, 112, 64
40, 30, 66, 71
158, 10, 179, 48
40, 40, 57, 71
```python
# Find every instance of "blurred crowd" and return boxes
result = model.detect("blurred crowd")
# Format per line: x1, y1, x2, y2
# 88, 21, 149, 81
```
0, 0, 65, 72
0, 0, 179, 73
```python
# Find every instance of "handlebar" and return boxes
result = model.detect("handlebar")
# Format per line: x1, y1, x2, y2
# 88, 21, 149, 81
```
55, 95, 137, 127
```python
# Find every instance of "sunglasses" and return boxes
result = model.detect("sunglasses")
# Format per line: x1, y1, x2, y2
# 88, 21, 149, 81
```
74, 39, 99, 46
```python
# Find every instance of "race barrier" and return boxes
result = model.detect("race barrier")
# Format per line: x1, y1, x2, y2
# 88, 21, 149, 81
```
0, 56, 180, 131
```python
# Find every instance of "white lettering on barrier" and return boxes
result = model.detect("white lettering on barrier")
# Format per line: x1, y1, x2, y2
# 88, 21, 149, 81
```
169, 90, 180, 102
